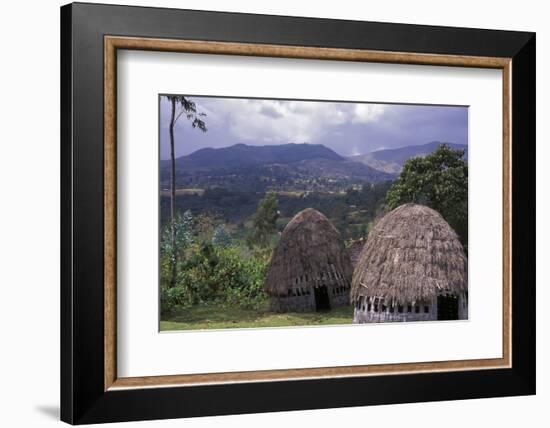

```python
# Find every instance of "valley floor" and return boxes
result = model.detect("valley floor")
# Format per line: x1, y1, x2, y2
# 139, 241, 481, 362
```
160, 302, 354, 331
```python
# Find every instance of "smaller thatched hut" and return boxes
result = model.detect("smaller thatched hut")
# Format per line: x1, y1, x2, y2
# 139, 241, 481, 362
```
265, 208, 353, 312
351, 203, 468, 323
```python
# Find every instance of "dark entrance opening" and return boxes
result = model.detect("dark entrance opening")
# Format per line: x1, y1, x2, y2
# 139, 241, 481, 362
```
314, 285, 331, 311
437, 294, 459, 320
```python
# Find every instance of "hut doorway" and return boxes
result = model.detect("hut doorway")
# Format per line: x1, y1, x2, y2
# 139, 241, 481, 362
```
314, 285, 331, 311
437, 294, 458, 320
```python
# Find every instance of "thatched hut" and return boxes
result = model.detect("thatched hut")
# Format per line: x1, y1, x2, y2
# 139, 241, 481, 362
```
265, 208, 353, 312
351, 203, 468, 323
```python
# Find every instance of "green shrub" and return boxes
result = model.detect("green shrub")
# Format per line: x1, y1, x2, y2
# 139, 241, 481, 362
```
160, 285, 189, 316
212, 224, 232, 248
161, 242, 270, 312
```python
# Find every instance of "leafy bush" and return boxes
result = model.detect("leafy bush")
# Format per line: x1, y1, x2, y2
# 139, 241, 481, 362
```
248, 192, 279, 248
160, 242, 270, 313
160, 210, 193, 260
160, 284, 188, 316
212, 224, 232, 248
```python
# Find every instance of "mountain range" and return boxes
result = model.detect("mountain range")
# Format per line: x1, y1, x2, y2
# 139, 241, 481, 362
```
348, 141, 468, 174
160, 141, 467, 190
160, 143, 395, 185
170, 143, 343, 169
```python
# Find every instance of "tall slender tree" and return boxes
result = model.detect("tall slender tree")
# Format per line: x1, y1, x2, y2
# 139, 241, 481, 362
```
249, 192, 280, 248
165, 96, 207, 287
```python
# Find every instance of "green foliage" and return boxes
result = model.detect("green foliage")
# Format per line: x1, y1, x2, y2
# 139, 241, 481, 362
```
211, 224, 232, 248
160, 210, 193, 264
160, 242, 269, 315
385, 144, 468, 247
249, 192, 279, 247
345, 181, 392, 214
160, 285, 189, 316
165, 95, 207, 131
331, 201, 350, 239
328, 181, 392, 241
193, 212, 219, 241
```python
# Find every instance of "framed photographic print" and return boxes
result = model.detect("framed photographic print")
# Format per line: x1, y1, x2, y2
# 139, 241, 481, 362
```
60, 2, 536, 425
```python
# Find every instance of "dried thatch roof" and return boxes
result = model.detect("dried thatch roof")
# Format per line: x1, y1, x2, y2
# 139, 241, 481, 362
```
265, 208, 353, 296
351, 203, 467, 304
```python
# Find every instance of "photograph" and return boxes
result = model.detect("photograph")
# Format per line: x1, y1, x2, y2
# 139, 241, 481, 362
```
158, 95, 469, 331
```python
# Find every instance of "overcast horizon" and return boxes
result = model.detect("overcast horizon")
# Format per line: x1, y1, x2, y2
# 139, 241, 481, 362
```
159, 95, 468, 160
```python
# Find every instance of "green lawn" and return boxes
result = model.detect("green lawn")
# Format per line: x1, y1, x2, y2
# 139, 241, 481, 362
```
160, 302, 354, 331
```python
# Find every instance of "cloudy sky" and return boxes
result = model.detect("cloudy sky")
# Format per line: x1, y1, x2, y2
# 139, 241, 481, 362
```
159, 95, 468, 160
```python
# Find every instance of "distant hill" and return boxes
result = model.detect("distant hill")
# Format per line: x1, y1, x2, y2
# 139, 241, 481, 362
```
167, 143, 344, 170
348, 142, 468, 174
161, 143, 395, 188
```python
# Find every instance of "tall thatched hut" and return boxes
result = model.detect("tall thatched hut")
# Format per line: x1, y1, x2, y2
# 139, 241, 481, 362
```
351, 203, 468, 323
265, 208, 353, 312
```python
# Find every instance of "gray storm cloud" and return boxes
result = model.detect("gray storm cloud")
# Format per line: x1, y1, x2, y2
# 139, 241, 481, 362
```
159, 95, 467, 160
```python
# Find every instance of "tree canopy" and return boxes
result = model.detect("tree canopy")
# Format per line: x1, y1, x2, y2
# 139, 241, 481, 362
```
160, 210, 194, 264
212, 224, 232, 248
166, 95, 207, 131
249, 192, 280, 247
385, 144, 468, 248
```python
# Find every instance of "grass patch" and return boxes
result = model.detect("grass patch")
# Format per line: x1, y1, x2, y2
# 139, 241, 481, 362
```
160, 302, 354, 331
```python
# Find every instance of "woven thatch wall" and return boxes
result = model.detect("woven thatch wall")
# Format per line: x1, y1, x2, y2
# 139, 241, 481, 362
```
353, 292, 468, 323
353, 296, 437, 323
351, 203, 467, 306
265, 208, 353, 310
